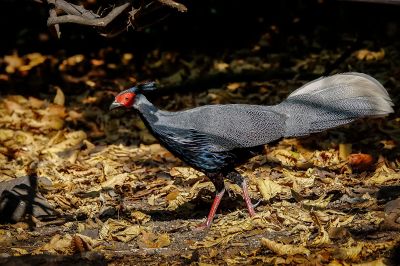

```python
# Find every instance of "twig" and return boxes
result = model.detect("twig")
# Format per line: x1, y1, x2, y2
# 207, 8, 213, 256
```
47, 2, 131, 27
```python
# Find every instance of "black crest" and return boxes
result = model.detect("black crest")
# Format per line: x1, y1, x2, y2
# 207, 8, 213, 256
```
137, 81, 157, 93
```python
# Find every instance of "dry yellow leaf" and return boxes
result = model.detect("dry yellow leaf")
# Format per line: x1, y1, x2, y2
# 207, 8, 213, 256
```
366, 164, 400, 185
11, 247, 29, 256
33, 234, 73, 255
354, 49, 385, 61
352, 258, 386, 266
267, 149, 300, 167
166, 189, 180, 201
261, 238, 310, 256
310, 214, 331, 246
99, 219, 142, 243
226, 83, 241, 92
98, 173, 129, 190
335, 239, 364, 260
312, 150, 341, 169
28, 97, 45, 109
4, 54, 23, 73
138, 231, 171, 248
257, 178, 282, 201
303, 194, 333, 210
131, 211, 151, 224
0, 129, 13, 141
170, 166, 204, 180
53, 87, 65, 106
214, 61, 229, 72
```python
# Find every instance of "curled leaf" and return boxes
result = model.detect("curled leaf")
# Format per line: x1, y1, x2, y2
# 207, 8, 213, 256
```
261, 238, 310, 256
53, 87, 65, 106
257, 178, 282, 201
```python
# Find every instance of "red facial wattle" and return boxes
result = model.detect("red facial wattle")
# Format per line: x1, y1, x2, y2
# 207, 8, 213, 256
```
115, 92, 136, 107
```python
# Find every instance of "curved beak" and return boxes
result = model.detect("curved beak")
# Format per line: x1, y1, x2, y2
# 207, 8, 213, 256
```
109, 101, 123, 111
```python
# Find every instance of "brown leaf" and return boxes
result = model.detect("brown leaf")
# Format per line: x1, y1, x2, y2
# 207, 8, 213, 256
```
33, 234, 73, 255
166, 189, 180, 201
261, 238, 310, 256
382, 198, 400, 230
131, 211, 151, 224
71, 234, 92, 253
99, 219, 142, 243
138, 231, 171, 248
335, 239, 364, 260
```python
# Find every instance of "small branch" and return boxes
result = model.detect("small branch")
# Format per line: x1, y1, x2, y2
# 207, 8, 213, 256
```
45, 0, 187, 37
158, 0, 188, 12
53, 0, 100, 19
48, 7, 61, 38
47, 2, 130, 27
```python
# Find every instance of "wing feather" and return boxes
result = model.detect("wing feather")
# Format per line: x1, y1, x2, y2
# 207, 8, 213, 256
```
153, 105, 286, 152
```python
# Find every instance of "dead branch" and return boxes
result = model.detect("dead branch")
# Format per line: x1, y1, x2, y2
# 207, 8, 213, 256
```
47, 2, 130, 27
45, 0, 187, 38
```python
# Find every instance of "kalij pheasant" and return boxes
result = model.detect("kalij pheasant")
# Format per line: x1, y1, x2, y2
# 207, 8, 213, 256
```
110, 73, 394, 228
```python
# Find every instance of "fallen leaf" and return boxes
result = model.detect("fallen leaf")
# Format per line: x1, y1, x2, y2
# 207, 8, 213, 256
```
53, 87, 65, 106
11, 247, 29, 256
261, 238, 310, 256
131, 211, 151, 224
33, 234, 73, 255
138, 231, 171, 248
303, 194, 333, 210
352, 258, 386, 266
257, 178, 282, 201
354, 49, 385, 61
335, 239, 364, 260
99, 219, 142, 243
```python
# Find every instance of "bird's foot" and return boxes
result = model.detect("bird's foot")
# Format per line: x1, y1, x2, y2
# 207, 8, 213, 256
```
193, 221, 211, 231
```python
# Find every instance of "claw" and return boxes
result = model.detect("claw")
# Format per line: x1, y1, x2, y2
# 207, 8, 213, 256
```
252, 199, 262, 209
193, 221, 211, 231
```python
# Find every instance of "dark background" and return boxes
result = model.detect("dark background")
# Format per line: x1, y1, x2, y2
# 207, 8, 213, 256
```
1, 0, 399, 55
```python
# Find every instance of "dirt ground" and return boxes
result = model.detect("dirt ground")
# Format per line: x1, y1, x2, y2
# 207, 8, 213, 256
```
0, 1, 400, 265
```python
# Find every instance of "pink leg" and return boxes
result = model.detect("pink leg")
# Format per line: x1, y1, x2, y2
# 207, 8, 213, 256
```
196, 189, 225, 229
241, 180, 255, 217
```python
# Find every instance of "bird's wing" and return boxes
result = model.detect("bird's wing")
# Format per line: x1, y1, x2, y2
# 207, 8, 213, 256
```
153, 104, 286, 152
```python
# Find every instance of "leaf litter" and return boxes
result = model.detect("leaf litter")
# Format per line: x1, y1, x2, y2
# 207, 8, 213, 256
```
0, 85, 399, 265
0, 45, 399, 265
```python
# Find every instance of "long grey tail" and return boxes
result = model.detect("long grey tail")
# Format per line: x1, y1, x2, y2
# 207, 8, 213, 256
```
273, 72, 394, 137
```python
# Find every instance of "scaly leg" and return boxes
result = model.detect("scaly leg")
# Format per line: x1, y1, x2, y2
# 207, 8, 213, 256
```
196, 173, 225, 229
240, 179, 256, 216
227, 171, 256, 217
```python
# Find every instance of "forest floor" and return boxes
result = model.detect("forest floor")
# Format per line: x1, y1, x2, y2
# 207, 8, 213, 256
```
1, 4, 400, 265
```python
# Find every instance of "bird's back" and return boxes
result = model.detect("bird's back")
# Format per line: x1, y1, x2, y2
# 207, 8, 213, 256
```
153, 104, 286, 152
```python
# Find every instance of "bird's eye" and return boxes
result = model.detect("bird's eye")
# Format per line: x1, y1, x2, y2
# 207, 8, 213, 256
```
125, 97, 129, 100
